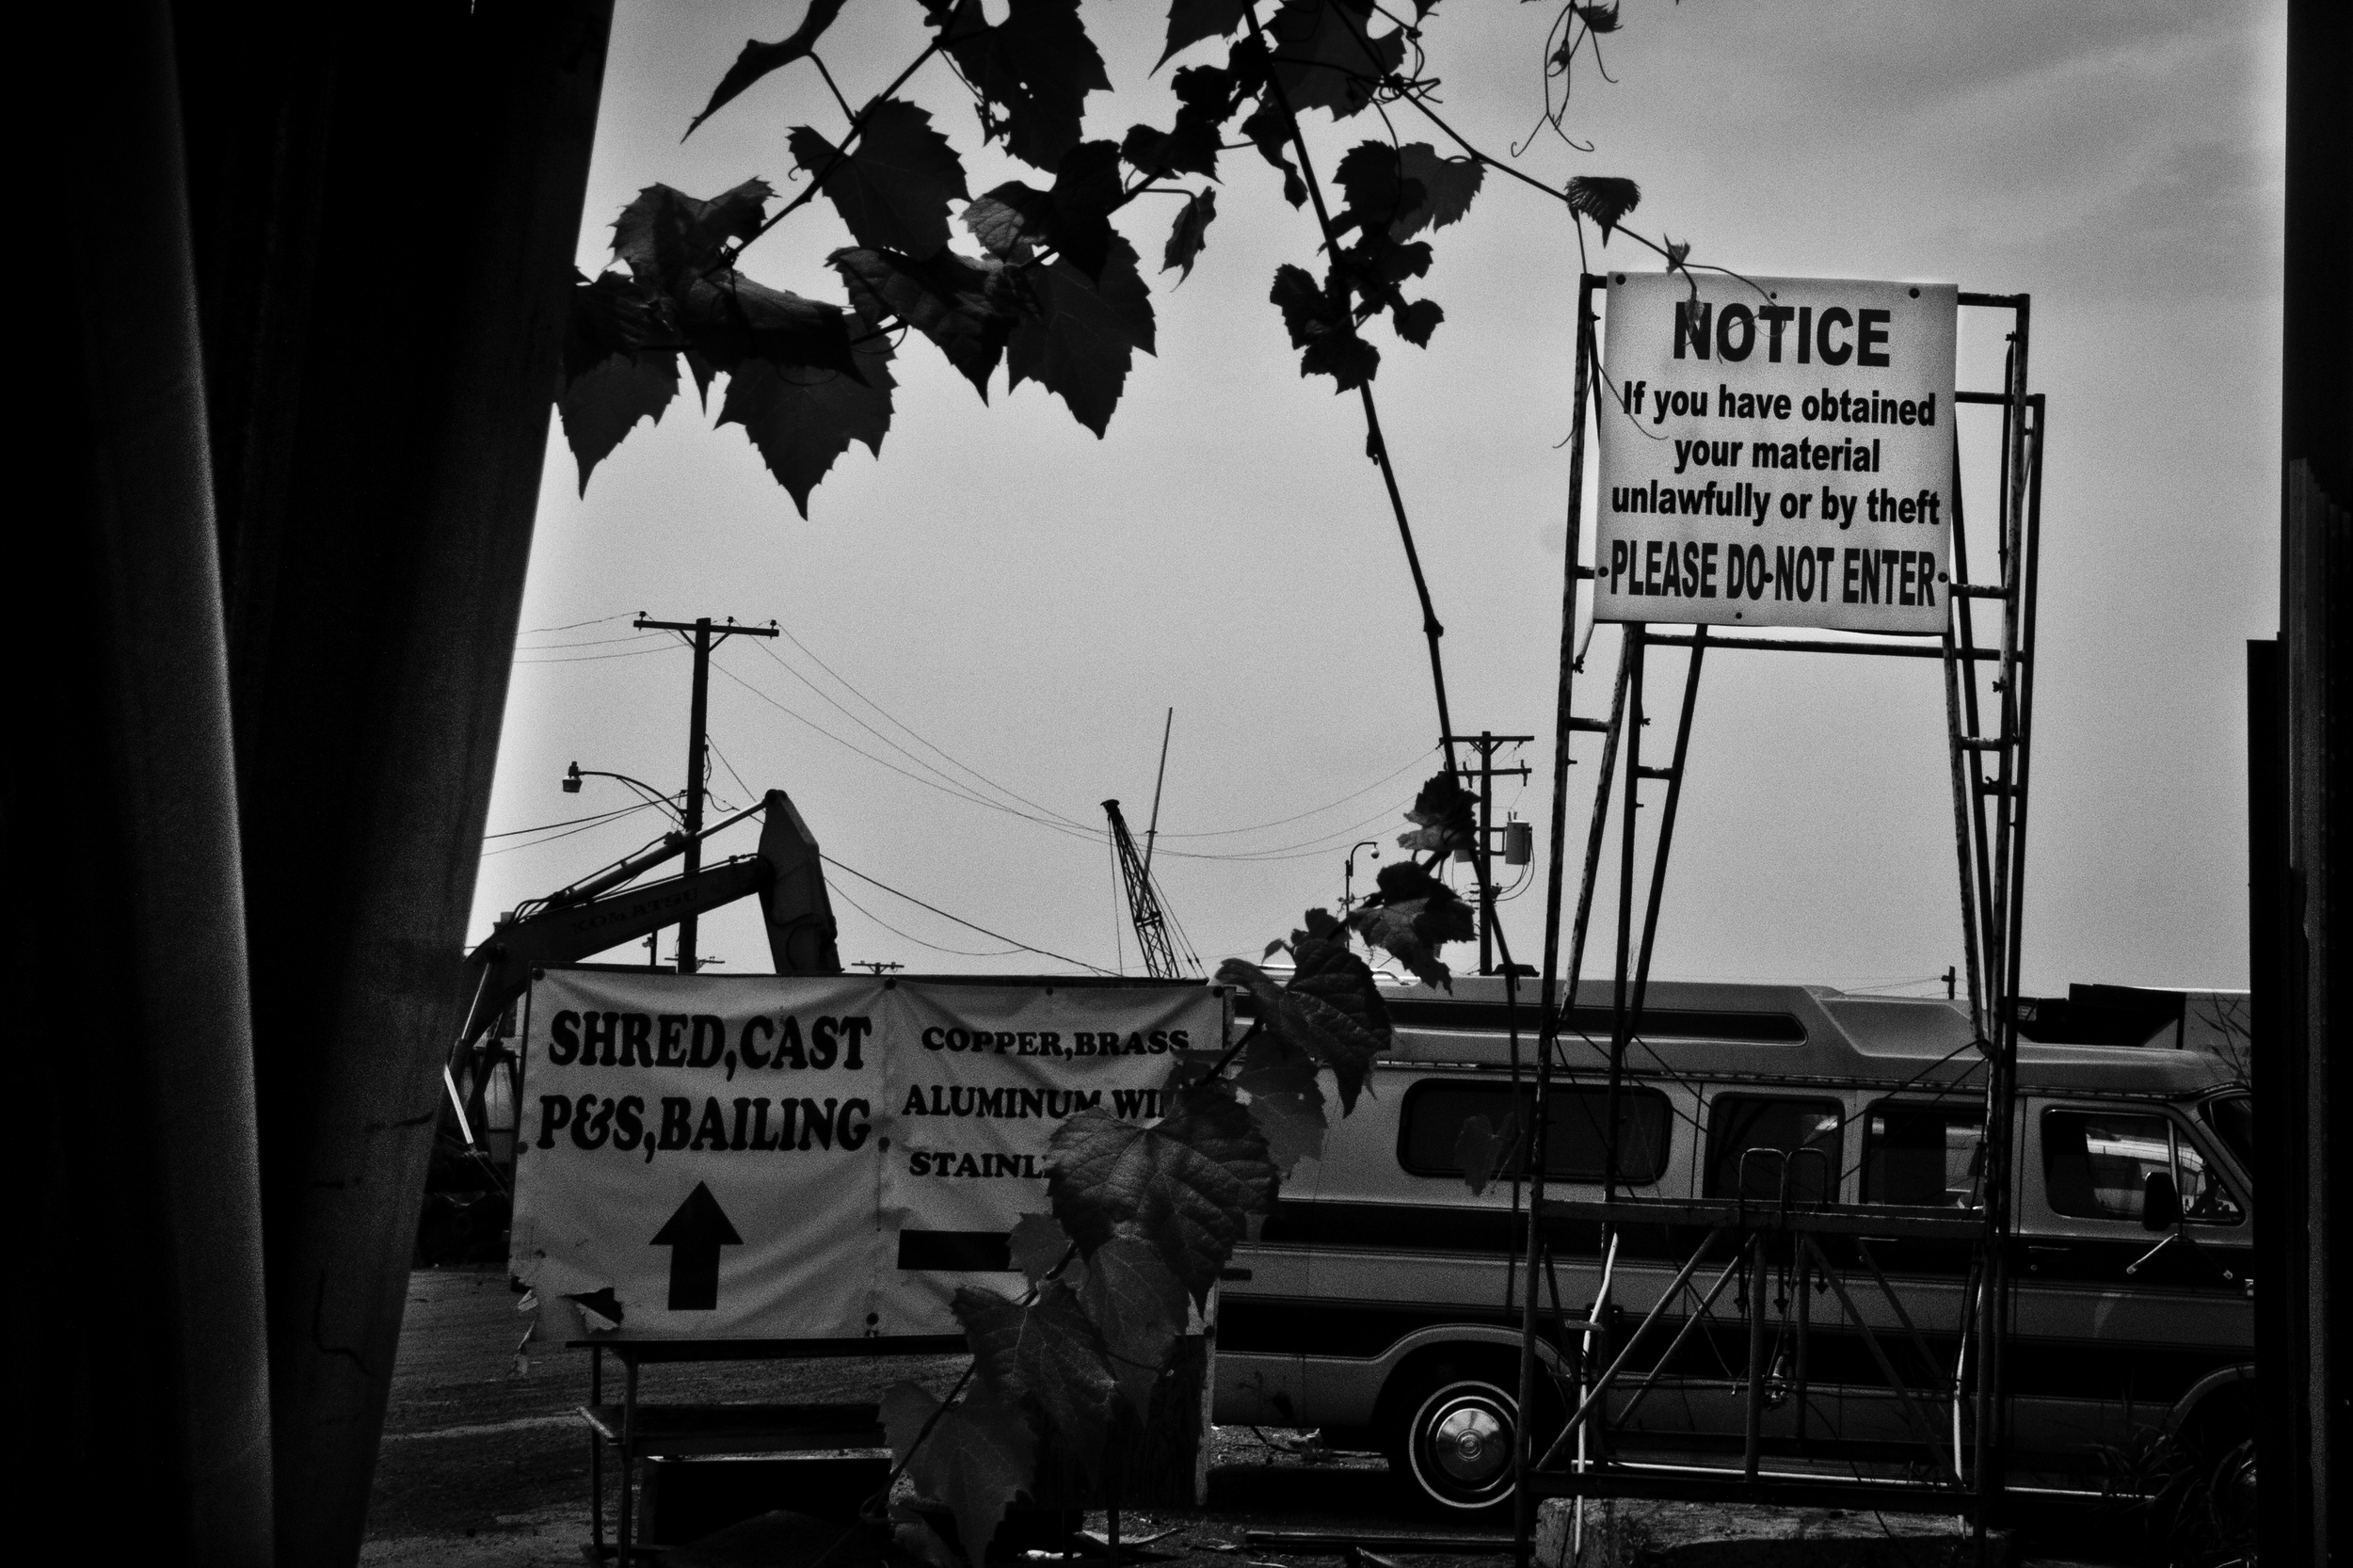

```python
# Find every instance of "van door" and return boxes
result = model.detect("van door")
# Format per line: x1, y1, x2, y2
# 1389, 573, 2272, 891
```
2012, 1099, 2254, 1464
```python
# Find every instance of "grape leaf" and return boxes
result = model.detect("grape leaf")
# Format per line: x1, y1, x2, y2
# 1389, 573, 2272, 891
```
1270, 263, 1379, 392
1575, 3, 1622, 34
1162, 189, 1217, 280
1080, 1231, 1187, 1416
830, 246, 1017, 398
1290, 907, 1345, 947
1216, 944, 1390, 1112
1007, 1211, 1073, 1285
1268, 0, 1404, 120
1157, 1084, 1278, 1219
559, 271, 679, 492
613, 180, 773, 291
882, 1382, 1036, 1566
1005, 234, 1156, 437
1398, 769, 1476, 854
1126, 66, 1240, 181
678, 271, 862, 376
963, 183, 1053, 261
1047, 1107, 1257, 1303
1234, 1029, 1326, 1174
1044, 140, 1123, 281
1391, 145, 1484, 239
956, 1283, 1122, 1474
714, 330, 896, 517
1453, 1112, 1517, 1196
688, 0, 852, 136
1160, 0, 1248, 66
789, 100, 968, 260
1240, 102, 1308, 208
1565, 175, 1641, 242
1334, 141, 1427, 232
1348, 861, 1475, 990
926, 0, 1112, 171
890, 1500, 962, 1568
963, 142, 1122, 279
560, 351, 677, 495
1391, 296, 1443, 346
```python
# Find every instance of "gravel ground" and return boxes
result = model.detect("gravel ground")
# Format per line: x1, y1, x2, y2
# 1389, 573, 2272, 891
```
363, 1267, 2125, 1568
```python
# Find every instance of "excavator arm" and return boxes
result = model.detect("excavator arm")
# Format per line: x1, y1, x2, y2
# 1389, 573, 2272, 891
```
453, 787, 840, 1057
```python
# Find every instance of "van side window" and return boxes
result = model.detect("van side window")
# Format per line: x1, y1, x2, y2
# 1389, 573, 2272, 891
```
1861, 1104, 1982, 1208
1398, 1081, 1673, 1185
1705, 1096, 1842, 1203
2041, 1110, 2245, 1225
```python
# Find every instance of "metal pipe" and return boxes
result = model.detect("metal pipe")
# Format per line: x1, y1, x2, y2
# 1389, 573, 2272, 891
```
1604, 627, 1646, 1202
1805, 1238, 1955, 1470
1533, 1227, 1729, 1469
1642, 633, 1994, 662
1629, 630, 1707, 1030
1519, 274, 1596, 1567
1610, 1242, 1747, 1430
1743, 1235, 1769, 1480
1563, 642, 1636, 1019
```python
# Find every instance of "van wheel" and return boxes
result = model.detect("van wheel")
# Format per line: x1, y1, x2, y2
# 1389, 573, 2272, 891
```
1392, 1368, 1522, 1513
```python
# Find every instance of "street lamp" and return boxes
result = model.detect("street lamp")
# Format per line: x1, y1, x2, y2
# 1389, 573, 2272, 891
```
563, 760, 686, 824
1342, 840, 1382, 914
563, 762, 689, 969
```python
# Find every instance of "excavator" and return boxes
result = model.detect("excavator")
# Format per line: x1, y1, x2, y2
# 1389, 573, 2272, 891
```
419, 788, 843, 1261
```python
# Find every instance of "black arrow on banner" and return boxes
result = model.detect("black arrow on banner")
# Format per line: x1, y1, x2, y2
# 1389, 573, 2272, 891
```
650, 1182, 742, 1310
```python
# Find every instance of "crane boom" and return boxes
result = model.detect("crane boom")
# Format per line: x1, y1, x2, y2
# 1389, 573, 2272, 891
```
1103, 798, 1183, 979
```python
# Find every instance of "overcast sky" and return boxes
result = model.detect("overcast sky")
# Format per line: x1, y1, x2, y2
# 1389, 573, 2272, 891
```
472, 0, 2284, 997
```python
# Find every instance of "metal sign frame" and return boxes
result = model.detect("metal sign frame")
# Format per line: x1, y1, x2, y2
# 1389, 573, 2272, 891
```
1511, 275, 2044, 1562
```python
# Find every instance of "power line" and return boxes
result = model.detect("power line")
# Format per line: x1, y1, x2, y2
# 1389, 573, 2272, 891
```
1153, 747, 1438, 839
820, 854, 1115, 975
752, 639, 1086, 828
522, 611, 641, 634
830, 882, 1026, 960
715, 638, 1427, 858
712, 661, 1103, 841
760, 631, 1095, 831
481, 799, 664, 856
514, 643, 684, 666
482, 801, 653, 840
515, 630, 673, 651
757, 630, 1431, 847
708, 736, 757, 813
1152, 793, 1418, 863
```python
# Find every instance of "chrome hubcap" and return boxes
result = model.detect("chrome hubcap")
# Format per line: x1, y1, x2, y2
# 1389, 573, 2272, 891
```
1410, 1384, 1517, 1507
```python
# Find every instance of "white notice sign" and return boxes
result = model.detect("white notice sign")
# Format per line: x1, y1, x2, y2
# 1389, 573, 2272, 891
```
508, 969, 1223, 1345
1595, 273, 1959, 634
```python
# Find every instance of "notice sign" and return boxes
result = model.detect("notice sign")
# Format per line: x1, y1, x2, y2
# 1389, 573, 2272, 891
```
508, 968, 1222, 1344
1595, 273, 1959, 634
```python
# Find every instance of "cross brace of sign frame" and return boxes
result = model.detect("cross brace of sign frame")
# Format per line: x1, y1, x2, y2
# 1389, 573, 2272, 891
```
1506, 278, 2046, 1563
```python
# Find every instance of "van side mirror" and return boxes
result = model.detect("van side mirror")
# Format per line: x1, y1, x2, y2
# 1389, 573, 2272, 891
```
2142, 1170, 2181, 1231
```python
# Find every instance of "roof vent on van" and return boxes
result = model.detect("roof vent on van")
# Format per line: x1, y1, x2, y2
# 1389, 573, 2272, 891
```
2012, 984, 2185, 1048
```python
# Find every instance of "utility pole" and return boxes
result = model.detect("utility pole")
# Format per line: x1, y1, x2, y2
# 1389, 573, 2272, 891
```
1444, 731, 1533, 975
634, 615, 779, 971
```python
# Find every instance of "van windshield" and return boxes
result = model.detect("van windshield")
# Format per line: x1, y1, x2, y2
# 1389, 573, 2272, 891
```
2200, 1093, 2254, 1176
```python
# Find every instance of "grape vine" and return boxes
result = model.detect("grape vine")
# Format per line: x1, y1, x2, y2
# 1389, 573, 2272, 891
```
554, 3, 1725, 1556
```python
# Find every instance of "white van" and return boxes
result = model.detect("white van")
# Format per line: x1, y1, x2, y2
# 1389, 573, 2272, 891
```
1209, 977, 2254, 1513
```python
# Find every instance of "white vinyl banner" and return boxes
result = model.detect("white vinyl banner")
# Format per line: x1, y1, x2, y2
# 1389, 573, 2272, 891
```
508, 969, 1223, 1344
1594, 273, 1960, 634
